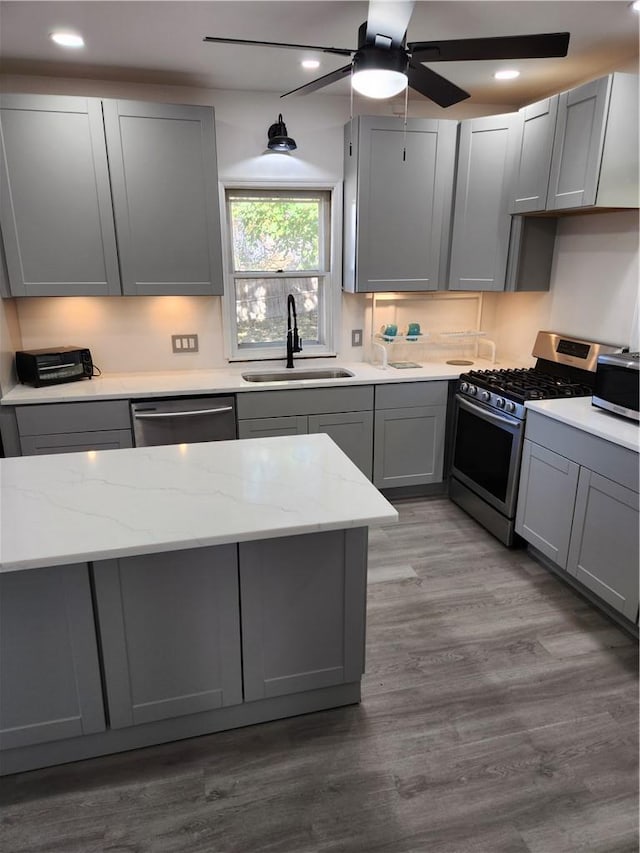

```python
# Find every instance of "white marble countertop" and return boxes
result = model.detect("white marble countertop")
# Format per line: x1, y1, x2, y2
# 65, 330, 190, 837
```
1, 357, 525, 406
0, 433, 398, 573
525, 398, 640, 453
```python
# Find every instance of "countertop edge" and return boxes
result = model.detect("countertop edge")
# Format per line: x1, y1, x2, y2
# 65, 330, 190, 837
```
525, 399, 640, 453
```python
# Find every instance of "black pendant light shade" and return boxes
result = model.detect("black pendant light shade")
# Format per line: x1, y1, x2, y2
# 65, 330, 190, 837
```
267, 114, 297, 151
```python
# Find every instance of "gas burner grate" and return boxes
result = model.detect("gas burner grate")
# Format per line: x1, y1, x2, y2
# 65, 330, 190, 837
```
460, 367, 593, 403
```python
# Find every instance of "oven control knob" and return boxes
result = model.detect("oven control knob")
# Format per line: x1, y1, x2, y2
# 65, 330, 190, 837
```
495, 397, 505, 409
480, 390, 491, 402
460, 381, 469, 392
505, 401, 516, 413
468, 384, 477, 396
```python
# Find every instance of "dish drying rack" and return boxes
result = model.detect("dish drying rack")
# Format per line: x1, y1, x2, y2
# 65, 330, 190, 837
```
372, 329, 495, 369
438, 331, 496, 365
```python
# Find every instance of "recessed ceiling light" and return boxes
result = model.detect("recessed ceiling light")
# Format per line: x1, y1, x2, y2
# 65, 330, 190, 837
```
494, 69, 520, 81
50, 32, 85, 48
301, 59, 320, 70
632, 1, 640, 12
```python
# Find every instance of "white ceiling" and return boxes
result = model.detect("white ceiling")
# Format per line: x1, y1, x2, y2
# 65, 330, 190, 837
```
0, 1, 638, 107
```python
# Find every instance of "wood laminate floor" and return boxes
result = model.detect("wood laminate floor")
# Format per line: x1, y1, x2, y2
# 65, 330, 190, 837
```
1, 498, 638, 853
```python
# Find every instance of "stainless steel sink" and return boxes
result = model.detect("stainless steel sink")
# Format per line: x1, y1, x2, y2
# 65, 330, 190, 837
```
242, 368, 354, 383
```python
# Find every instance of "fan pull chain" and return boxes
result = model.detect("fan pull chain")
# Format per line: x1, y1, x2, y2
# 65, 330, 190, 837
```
349, 64, 354, 156
402, 84, 409, 162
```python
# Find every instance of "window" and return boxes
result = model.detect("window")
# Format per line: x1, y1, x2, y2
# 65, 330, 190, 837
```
223, 187, 339, 360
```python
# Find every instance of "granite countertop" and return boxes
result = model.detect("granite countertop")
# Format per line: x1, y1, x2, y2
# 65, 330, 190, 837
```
0, 433, 398, 573
1, 357, 523, 406
525, 397, 640, 453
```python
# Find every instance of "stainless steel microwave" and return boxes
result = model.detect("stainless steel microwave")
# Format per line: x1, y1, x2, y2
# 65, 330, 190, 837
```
592, 352, 639, 422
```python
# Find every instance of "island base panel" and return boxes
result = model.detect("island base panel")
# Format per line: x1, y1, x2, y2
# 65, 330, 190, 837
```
0, 682, 361, 776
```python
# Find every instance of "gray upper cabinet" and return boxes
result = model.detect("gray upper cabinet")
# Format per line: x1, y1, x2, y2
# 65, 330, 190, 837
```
0, 94, 121, 297
509, 96, 559, 214
93, 545, 243, 729
546, 73, 639, 211
343, 116, 457, 292
448, 113, 519, 291
0, 564, 105, 750
103, 100, 223, 296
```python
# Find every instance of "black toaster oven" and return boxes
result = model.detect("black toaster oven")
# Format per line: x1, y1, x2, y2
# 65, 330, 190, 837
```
16, 347, 94, 387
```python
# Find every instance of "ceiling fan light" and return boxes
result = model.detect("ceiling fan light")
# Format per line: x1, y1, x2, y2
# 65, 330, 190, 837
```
352, 68, 408, 99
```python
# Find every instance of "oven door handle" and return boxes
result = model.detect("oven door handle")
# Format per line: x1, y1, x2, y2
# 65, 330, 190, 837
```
455, 394, 523, 430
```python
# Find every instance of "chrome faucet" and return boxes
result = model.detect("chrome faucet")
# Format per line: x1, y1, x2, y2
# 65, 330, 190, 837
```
286, 294, 302, 368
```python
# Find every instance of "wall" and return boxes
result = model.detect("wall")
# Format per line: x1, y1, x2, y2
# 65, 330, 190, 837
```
482, 210, 639, 362
1, 74, 638, 378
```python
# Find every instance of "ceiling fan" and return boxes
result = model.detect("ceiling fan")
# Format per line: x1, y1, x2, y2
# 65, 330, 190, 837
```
203, 0, 570, 108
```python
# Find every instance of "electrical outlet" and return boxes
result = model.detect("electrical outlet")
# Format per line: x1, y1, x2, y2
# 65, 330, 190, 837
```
351, 329, 363, 347
171, 334, 199, 353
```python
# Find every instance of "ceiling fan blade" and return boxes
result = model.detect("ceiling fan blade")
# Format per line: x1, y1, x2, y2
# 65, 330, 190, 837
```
365, 0, 415, 48
407, 59, 470, 108
409, 32, 570, 62
203, 36, 353, 57
280, 64, 353, 98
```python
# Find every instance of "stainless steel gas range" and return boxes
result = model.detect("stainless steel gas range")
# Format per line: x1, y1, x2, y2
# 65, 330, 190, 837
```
449, 331, 624, 546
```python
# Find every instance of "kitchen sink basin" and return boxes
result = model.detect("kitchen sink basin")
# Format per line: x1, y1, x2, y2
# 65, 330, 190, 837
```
242, 368, 355, 383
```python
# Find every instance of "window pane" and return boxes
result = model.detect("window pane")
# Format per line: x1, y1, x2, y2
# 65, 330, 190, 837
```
230, 196, 321, 272
235, 278, 319, 346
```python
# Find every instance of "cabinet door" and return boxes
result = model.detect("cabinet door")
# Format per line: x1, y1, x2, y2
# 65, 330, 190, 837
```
20, 430, 133, 456
347, 116, 457, 292
373, 405, 445, 489
546, 77, 611, 210
240, 528, 367, 701
238, 416, 308, 439
515, 440, 580, 568
103, 100, 223, 296
0, 564, 105, 750
509, 96, 558, 214
448, 113, 519, 291
93, 546, 242, 728
567, 469, 639, 620
308, 411, 373, 479
0, 94, 120, 297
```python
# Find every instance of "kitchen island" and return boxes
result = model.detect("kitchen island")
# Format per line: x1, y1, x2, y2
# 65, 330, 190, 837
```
0, 434, 397, 775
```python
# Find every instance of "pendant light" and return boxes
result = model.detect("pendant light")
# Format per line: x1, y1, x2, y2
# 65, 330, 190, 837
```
267, 114, 297, 152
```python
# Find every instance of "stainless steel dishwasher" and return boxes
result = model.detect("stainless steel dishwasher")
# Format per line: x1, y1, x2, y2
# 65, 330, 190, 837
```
131, 396, 236, 446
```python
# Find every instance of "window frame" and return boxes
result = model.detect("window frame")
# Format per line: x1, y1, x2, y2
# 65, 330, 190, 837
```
220, 181, 342, 362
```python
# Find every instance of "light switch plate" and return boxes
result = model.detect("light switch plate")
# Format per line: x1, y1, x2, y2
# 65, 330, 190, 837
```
171, 334, 199, 353
351, 329, 363, 347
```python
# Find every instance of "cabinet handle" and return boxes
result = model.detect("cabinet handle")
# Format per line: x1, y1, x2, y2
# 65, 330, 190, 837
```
133, 407, 234, 419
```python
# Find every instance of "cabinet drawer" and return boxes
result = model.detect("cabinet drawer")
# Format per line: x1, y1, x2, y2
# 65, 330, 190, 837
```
236, 386, 373, 419
16, 400, 130, 436
525, 412, 639, 493
20, 430, 133, 456
375, 381, 447, 410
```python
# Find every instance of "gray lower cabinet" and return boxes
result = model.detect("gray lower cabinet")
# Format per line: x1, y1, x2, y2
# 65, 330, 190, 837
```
15, 400, 133, 456
103, 100, 223, 296
239, 529, 367, 701
567, 469, 639, 621
93, 545, 243, 728
515, 439, 579, 567
237, 386, 374, 478
0, 94, 120, 297
373, 382, 447, 489
343, 116, 457, 292
0, 564, 105, 750
516, 412, 639, 621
